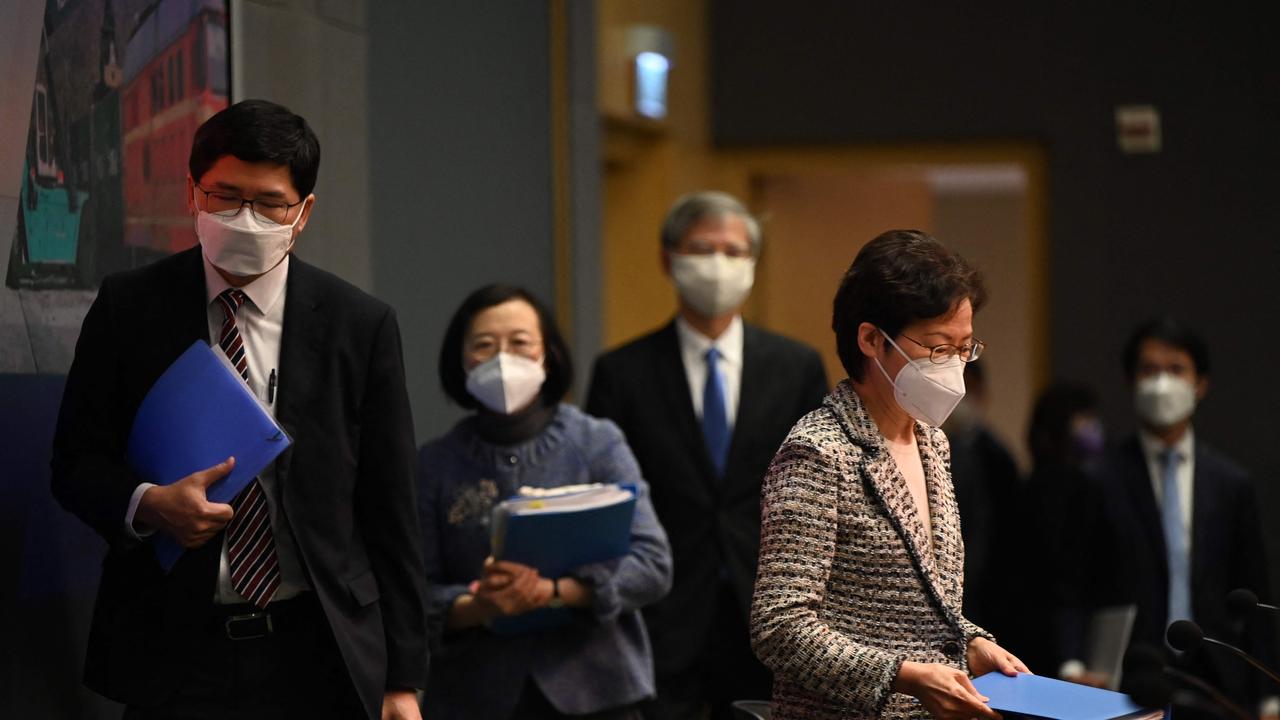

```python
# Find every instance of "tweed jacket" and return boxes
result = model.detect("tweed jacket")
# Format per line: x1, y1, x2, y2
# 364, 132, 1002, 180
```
751, 381, 992, 720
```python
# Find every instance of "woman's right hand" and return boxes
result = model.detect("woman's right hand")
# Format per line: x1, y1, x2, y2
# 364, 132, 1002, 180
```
471, 558, 552, 617
894, 661, 1001, 720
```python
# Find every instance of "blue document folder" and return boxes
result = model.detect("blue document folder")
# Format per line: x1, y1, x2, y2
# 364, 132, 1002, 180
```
489, 485, 636, 634
973, 672, 1160, 720
127, 341, 292, 572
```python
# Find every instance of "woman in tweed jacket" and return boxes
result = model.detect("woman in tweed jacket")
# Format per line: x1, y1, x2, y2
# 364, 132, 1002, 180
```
751, 231, 1029, 720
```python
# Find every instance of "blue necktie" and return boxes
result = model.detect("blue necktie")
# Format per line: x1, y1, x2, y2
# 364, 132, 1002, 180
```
702, 347, 730, 478
1160, 447, 1191, 626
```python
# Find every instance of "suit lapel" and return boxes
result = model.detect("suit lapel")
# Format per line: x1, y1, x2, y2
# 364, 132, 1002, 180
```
273, 256, 328, 493
1189, 441, 1215, 591
726, 324, 765, 479
920, 427, 964, 601
145, 248, 210, 364
655, 323, 717, 488
1119, 437, 1167, 571
864, 447, 941, 581
828, 383, 958, 621
178, 249, 212, 345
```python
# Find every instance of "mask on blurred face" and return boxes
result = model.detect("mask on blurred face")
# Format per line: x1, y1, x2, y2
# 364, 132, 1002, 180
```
669, 252, 755, 318
1134, 373, 1197, 428
1070, 416, 1106, 461
465, 352, 546, 414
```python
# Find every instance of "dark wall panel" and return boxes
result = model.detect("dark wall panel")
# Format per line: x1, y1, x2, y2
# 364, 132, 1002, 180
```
0, 374, 117, 718
711, 2, 1049, 143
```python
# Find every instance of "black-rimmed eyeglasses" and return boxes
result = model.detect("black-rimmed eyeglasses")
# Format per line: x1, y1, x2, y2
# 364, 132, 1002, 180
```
194, 184, 305, 225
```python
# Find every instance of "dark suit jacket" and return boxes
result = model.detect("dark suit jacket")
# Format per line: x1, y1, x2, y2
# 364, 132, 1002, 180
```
1094, 434, 1275, 704
585, 320, 827, 676
50, 247, 429, 719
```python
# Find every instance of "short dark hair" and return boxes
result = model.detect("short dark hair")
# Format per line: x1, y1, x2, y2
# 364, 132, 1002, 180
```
439, 284, 574, 409
832, 230, 987, 381
189, 99, 321, 197
1028, 381, 1099, 467
1122, 316, 1210, 381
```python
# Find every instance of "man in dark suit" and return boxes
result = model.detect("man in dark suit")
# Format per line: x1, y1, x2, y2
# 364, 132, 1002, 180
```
1091, 317, 1275, 714
941, 361, 1021, 637
50, 100, 428, 719
586, 191, 828, 719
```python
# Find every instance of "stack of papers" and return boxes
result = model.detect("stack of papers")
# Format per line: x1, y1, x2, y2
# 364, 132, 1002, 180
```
488, 483, 636, 634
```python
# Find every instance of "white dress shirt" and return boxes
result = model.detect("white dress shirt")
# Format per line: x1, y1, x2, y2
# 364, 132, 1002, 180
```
124, 253, 308, 603
675, 315, 744, 428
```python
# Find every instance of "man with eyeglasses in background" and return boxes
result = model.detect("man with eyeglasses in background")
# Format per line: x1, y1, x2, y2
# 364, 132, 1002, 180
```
1088, 317, 1276, 719
586, 191, 828, 719
51, 99, 428, 719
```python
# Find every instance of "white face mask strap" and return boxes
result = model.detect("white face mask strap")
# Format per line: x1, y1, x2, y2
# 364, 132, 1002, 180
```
872, 329, 908, 387
880, 329, 913, 361
285, 196, 310, 229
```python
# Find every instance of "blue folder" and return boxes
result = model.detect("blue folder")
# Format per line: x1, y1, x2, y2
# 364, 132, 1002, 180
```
126, 341, 292, 572
489, 485, 636, 634
973, 672, 1158, 720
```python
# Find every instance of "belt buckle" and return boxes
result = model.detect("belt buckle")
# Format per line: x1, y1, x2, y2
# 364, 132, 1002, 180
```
224, 611, 273, 641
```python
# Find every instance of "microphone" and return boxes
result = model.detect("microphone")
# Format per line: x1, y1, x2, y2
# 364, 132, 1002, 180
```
1125, 672, 1242, 720
1123, 645, 1254, 720
1227, 588, 1279, 617
1167, 619, 1280, 685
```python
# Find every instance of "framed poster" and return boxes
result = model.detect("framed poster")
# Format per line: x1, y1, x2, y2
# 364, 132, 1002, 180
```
7, 0, 231, 290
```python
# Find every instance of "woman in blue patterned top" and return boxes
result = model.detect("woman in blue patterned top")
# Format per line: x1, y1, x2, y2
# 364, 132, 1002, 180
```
417, 284, 673, 719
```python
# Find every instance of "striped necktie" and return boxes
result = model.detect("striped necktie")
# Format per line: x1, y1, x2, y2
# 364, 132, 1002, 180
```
216, 289, 280, 608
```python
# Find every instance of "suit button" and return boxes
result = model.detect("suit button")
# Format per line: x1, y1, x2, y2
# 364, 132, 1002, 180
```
942, 641, 961, 659
507, 455, 518, 465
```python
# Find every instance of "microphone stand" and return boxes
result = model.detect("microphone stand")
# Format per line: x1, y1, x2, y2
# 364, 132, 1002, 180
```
1198, 637, 1280, 687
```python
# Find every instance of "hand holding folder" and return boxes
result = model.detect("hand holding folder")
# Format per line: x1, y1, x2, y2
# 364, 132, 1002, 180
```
486, 484, 637, 634
972, 672, 1164, 720
127, 341, 292, 571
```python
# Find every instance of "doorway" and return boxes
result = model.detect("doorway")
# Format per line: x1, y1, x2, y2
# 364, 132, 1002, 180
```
742, 149, 1046, 469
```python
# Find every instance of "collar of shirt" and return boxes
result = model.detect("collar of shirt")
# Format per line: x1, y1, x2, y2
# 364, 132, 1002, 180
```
1138, 425, 1195, 467
1137, 426, 1196, 520
202, 251, 291, 316
675, 314, 744, 369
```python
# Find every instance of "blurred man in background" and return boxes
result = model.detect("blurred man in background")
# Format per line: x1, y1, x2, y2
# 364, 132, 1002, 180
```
586, 191, 827, 719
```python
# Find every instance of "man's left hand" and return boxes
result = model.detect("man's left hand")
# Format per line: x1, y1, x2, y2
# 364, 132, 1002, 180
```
382, 689, 421, 720
967, 637, 1031, 677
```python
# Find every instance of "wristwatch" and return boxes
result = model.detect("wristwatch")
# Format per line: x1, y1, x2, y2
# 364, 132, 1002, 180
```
547, 577, 565, 609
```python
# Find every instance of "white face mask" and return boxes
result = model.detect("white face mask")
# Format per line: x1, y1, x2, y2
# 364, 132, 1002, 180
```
669, 252, 755, 318
465, 352, 547, 414
873, 330, 967, 427
1134, 373, 1197, 427
196, 192, 305, 277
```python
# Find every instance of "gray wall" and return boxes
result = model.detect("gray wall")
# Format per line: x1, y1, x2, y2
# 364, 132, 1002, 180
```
368, 1, 557, 442
238, 0, 586, 442
232, 0, 374, 291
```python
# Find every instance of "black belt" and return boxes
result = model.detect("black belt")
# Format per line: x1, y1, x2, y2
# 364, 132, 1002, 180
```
207, 593, 320, 641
